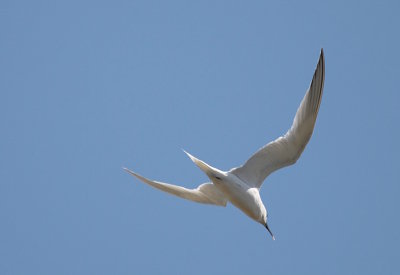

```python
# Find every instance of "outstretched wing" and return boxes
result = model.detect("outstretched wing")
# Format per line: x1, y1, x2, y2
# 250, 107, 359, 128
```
123, 168, 227, 206
231, 49, 325, 188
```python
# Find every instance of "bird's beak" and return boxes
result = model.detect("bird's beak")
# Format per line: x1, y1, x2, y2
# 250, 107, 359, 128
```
265, 222, 275, 240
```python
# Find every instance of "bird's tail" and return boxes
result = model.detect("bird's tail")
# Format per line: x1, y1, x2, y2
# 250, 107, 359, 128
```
182, 150, 219, 177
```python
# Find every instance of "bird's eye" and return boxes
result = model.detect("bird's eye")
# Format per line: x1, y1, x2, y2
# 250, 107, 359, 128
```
215, 176, 221, 180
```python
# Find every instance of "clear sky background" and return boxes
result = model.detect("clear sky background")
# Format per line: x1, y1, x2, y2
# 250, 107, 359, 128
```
1, 1, 399, 274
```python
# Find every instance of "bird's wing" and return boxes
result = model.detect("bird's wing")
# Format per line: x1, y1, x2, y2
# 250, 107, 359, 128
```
123, 168, 227, 206
231, 49, 325, 188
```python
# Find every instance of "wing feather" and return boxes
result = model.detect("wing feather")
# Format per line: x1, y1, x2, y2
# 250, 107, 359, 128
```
231, 49, 325, 188
124, 168, 227, 206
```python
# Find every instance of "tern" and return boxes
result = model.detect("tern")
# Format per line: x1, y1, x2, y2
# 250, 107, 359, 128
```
124, 49, 325, 240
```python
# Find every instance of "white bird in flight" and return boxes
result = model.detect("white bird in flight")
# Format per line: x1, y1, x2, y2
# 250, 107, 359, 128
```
124, 49, 325, 240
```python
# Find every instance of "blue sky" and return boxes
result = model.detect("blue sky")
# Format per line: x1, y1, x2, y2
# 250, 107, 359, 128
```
1, 1, 399, 274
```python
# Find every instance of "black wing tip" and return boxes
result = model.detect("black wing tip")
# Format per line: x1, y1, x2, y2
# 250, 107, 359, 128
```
319, 48, 325, 68
305, 48, 325, 116
314, 48, 325, 114
320, 48, 325, 84
314, 48, 325, 81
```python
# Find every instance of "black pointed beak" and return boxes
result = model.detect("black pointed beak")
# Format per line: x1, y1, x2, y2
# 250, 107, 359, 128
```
265, 222, 275, 240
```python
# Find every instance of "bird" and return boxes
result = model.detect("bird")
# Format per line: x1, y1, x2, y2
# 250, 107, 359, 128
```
124, 49, 325, 240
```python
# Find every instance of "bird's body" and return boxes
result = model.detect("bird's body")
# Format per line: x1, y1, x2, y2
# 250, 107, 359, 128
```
211, 172, 266, 222
124, 49, 325, 239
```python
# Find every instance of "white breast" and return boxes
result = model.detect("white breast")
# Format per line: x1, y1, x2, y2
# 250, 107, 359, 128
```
214, 173, 265, 222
